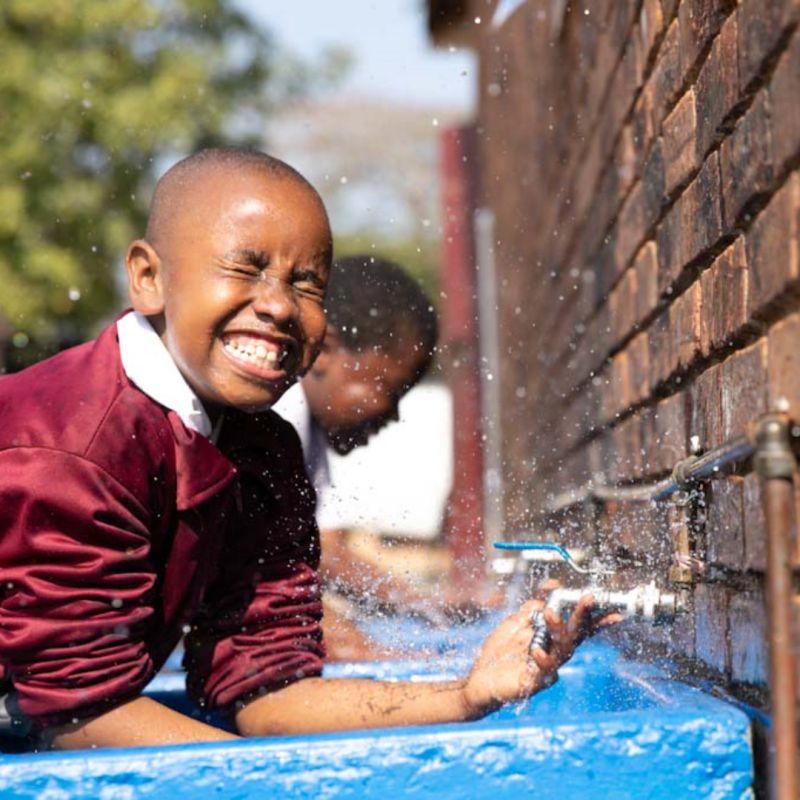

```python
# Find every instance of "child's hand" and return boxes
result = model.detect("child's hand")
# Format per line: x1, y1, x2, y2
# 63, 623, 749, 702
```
461, 595, 621, 717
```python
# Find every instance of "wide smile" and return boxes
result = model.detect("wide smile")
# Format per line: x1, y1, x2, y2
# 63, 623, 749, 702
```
220, 331, 296, 382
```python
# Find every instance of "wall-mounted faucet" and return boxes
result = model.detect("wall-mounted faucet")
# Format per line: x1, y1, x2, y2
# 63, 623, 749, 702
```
494, 541, 683, 652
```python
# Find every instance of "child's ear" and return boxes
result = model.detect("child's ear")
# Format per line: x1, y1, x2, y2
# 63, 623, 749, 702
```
125, 239, 165, 315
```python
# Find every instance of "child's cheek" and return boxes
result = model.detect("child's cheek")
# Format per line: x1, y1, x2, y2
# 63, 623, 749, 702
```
303, 307, 327, 365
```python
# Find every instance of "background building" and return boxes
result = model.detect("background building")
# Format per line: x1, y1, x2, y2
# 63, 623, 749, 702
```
428, 0, 800, 792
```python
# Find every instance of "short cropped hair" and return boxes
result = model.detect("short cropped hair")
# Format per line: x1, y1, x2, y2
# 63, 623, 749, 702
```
326, 255, 438, 375
146, 146, 322, 243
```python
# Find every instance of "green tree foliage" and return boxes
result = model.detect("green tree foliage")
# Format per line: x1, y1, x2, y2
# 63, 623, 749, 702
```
0, 0, 329, 343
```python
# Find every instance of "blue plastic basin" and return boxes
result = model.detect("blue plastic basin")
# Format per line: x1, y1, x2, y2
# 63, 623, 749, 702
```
0, 640, 753, 799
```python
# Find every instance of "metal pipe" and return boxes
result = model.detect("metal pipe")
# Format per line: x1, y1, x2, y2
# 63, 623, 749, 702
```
754, 414, 798, 800
545, 433, 757, 513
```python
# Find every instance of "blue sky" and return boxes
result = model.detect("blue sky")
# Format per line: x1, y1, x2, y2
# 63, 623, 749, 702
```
236, 0, 475, 110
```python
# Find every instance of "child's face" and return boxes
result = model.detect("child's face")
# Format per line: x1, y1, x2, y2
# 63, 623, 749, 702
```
303, 338, 423, 455
135, 171, 331, 413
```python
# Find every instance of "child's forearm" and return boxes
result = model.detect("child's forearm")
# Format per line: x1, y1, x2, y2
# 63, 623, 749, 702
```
236, 677, 479, 737
47, 697, 237, 750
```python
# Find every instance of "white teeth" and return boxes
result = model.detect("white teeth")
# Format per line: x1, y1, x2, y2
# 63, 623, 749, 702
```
224, 338, 285, 368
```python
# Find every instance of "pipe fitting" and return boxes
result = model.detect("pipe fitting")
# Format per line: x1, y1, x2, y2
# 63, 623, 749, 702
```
671, 456, 700, 489
754, 414, 796, 480
530, 582, 683, 653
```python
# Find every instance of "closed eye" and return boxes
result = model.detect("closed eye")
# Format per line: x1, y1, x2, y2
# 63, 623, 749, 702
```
293, 268, 325, 298
217, 248, 270, 275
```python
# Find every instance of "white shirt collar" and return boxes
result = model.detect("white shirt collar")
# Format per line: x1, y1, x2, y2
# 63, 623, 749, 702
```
271, 381, 330, 494
117, 310, 213, 439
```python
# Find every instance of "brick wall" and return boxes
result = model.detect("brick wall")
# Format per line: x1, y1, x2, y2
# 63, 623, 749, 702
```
437, 0, 800, 694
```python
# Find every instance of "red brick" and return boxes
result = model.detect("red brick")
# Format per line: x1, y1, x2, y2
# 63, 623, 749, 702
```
640, 0, 666, 70
795, 479, 800, 569
608, 2, 641, 60
572, 157, 599, 245
587, 436, 609, 483
720, 89, 774, 230
694, 582, 731, 673
690, 362, 724, 449
648, 308, 673, 389
660, 0, 680, 23
694, 10, 740, 159
612, 415, 644, 483
616, 183, 649, 282
699, 237, 750, 354
663, 88, 699, 196
652, 391, 687, 472
595, 229, 620, 301
681, 147, 722, 265
668, 602, 697, 660
743, 473, 766, 571
586, 27, 616, 126
719, 238, 751, 343
720, 340, 768, 440
593, 305, 614, 371
770, 29, 800, 174
729, 585, 769, 684
670, 280, 703, 370
794, 596, 800, 697
656, 200, 682, 293
603, 37, 644, 167
707, 476, 745, 569
641, 138, 666, 230
699, 269, 715, 357
658, 151, 723, 289
616, 124, 637, 198
679, 0, 735, 77
605, 352, 632, 421
767, 313, 800, 419
649, 20, 682, 134
737, 0, 800, 93
609, 268, 637, 344
631, 91, 655, 176
633, 241, 659, 326
745, 172, 800, 317
628, 331, 651, 404
639, 405, 657, 475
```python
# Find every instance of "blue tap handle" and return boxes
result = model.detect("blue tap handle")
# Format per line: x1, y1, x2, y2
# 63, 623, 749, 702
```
493, 541, 590, 574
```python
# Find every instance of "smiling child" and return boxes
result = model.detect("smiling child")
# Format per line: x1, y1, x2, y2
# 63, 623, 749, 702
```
0, 147, 610, 750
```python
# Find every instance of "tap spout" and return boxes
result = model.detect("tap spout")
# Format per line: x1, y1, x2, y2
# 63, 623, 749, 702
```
530, 582, 682, 652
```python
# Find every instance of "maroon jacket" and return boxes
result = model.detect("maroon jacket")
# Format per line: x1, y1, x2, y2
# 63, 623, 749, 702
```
0, 323, 324, 728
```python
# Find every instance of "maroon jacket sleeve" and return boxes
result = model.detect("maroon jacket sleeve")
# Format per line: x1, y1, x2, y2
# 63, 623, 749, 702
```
0, 447, 157, 728
185, 417, 325, 713
185, 555, 324, 712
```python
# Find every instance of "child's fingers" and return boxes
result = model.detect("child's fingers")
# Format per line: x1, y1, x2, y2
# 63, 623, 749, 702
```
543, 606, 563, 631
531, 578, 560, 601
519, 598, 544, 615
565, 594, 595, 637
530, 646, 557, 674
592, 612, 624, 630
510, 598, 544, 626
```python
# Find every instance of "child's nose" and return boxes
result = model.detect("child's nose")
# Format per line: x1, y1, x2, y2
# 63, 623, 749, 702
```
252, 275, 297, 323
